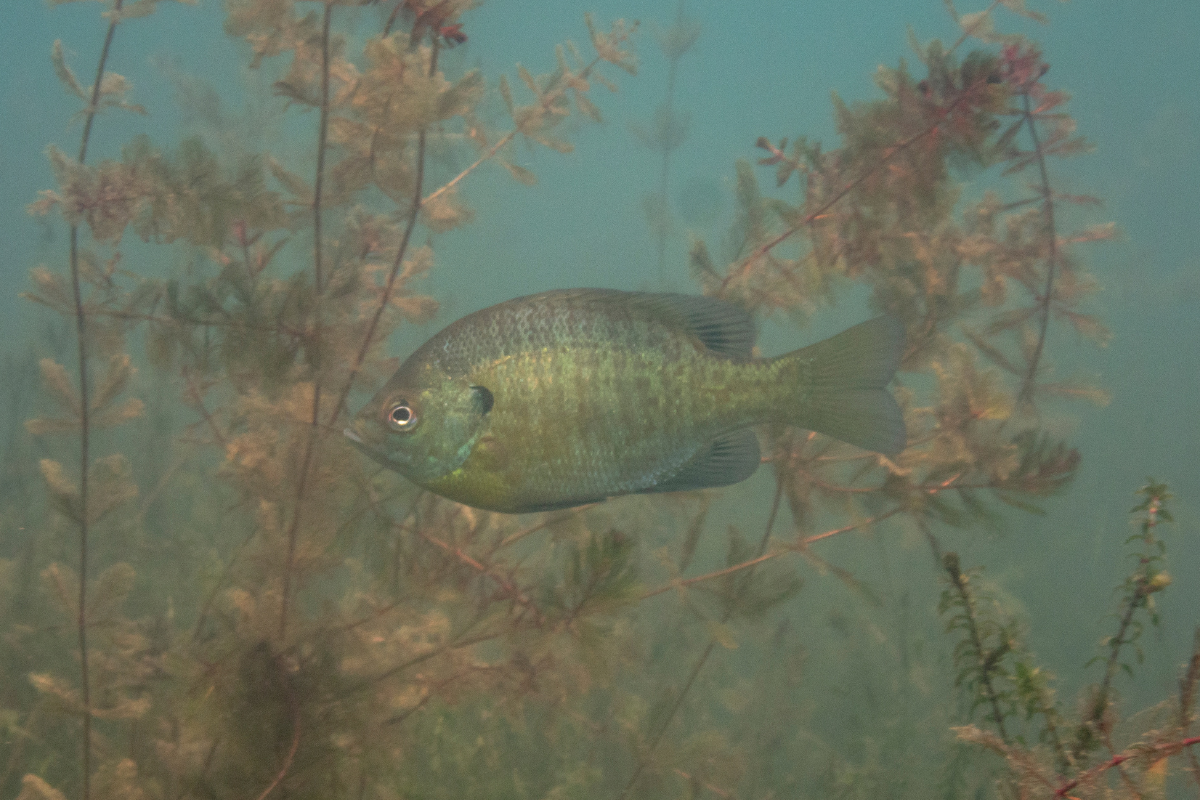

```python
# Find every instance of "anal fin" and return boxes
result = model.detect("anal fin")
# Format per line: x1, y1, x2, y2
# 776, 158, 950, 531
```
642, 429, 762, 495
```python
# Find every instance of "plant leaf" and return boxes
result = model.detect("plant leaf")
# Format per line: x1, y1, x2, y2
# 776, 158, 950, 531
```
38, 358, 81, 415
268, 156, 312, 202
88, 454, 139, 523
39, 459, 81, 522
92, 397, 145, 429
51, 40, 85, 99
25, 417, 81, 436
500, 160, 537, 186
40, 562, 78, 618
16, 774, 68, 800
92, 353, 135, 412
706, 619, 738, 650
89, 562, 136, 624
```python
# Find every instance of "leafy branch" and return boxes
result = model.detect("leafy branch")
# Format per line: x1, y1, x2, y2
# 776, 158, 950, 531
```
420, 14, 637, 208
23, 0, 166, 796
1073, 480, 1174, 760
939, 551, 1015, 742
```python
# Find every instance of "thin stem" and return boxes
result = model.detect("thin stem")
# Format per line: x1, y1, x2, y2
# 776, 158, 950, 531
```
616, 477, 785, 800
181, 368, 227, 449
1098, 593, 1142, 702
639, 551, 779, 601
191, 526, 258, 644
77, 1, 123, 166
496, 506, 593, 549
799, 507, 902, 546
418, 51, 606, 211
312, 2, 333, 293
69, 228, 93, 800
278, 389, 323, 641
1053, 736, 1200, 799
328, 40, 441, 425
653, 0, 687, 286
1182, 628, 1200, 789
1075, 579, 1148, 760
253, 662, 301, 800
279, 2, 335, 641
671, 768, 735, 800
941, 551, 1010, 743
1016, 89, 1059, 406
639, 507, 902, 600
1074, 495, 1168, 759
413, 527, 539, 614
71, 2, 125, 795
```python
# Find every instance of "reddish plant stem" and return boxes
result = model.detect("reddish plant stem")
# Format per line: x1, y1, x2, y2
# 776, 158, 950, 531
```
327, 40, 440, 426
312, 2, 332, 294
1016, 88, 1059, 406
70, 1, 126, 796
69, 219, 95, 800
1181, 629, 1200, 788
419, 51, 607, 211
638, 507, 902, 601
279, 2, 335, 642
640, 466, 1014, 600
616, 477, 785, 800
253, 666, 301, 800
181, 368, 227, 449
413, 527, 539, 613
1053, 736, 1200, 798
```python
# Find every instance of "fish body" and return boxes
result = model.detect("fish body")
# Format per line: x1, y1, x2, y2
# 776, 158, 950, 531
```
346, 289, 905, 513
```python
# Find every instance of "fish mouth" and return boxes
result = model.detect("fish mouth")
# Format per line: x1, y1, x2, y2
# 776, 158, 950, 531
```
343, 422, 380, 458
343, 419, 414, 472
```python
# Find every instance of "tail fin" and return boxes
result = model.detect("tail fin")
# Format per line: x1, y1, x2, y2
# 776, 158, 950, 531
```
783, 316, 906, 456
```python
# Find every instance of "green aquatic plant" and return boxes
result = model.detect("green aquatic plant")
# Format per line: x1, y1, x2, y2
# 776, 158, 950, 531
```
947, 480, 1200, 798
1074, 481, 1176, 759
3, 0, 1179, 798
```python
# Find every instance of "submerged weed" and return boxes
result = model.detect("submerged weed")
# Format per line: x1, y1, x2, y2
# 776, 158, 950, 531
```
3, 1, 1193, 799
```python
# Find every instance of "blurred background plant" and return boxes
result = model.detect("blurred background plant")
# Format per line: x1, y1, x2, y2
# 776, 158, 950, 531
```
0, 1, 1195, 799
632, 0, 700, 287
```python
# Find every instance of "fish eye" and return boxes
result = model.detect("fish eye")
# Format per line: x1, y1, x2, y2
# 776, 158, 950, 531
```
386, 400, 418, 431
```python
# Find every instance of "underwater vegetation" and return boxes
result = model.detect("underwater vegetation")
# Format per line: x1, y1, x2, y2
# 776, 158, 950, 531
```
633, 0, 700, 285
0, 0, 1196, 799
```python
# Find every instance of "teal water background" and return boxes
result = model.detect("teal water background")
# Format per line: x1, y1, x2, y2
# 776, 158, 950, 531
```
2, 0, 1198, 783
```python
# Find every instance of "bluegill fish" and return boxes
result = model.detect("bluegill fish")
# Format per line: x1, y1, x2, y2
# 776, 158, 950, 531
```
345, 289, 905, 513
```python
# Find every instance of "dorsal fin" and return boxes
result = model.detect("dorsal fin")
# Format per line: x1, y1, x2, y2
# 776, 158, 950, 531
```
520, 289, 756, 358
622, 292, 757, 359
